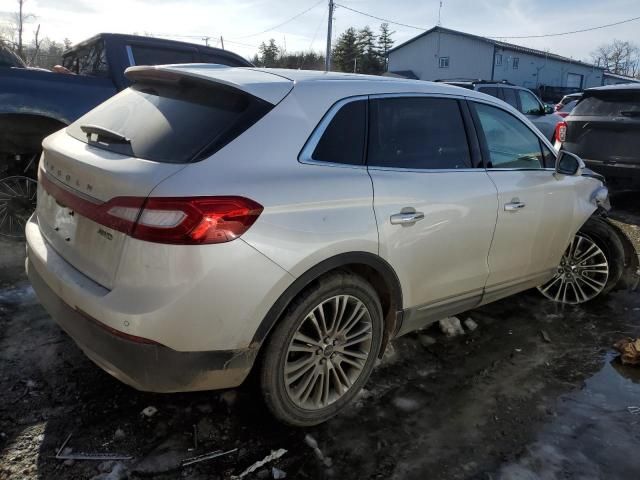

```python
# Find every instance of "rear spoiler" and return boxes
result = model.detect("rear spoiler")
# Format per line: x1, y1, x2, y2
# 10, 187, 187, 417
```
125, 64, 293, 105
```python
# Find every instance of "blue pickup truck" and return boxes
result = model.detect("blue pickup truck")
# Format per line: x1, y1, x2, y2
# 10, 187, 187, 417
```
0, 33, 251, 237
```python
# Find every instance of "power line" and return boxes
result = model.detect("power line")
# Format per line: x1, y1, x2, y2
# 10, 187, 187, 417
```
336, 3, 640, 40
236, 0, 324, 38
488, 15, 640, 39
335, 3, 426, 30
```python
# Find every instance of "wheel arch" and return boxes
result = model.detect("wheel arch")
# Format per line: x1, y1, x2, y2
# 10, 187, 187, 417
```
251, 252, 404, 358
0, 112, 68, 155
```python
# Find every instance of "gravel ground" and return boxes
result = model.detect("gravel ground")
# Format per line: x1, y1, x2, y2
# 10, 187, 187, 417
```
1, 198, 638, 480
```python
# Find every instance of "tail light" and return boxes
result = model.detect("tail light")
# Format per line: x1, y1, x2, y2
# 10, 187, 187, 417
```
108, 196, 263, 244
40, 173, 262, 245
554, 121, 567, 143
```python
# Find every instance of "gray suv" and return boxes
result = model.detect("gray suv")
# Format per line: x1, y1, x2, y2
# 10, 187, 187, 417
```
441, 80, 563, 140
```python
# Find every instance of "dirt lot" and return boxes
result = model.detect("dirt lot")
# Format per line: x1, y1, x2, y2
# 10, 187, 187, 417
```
1, 195, 639, 480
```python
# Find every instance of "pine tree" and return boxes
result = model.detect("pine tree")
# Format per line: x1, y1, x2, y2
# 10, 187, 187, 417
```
332, 27, 359, 72
356, 26, 382, 74
259, 39, 280, 67
377, 23, 395, 72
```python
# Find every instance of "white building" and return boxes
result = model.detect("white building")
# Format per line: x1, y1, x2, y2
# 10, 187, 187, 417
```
388, 27, 605, 91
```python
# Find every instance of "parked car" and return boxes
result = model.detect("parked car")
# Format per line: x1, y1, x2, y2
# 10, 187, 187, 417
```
555, 92, 583, 117
0, 33, 251, 238
555, 84, 640, 191
26, 67, 634, 426
439, 80, 564, 141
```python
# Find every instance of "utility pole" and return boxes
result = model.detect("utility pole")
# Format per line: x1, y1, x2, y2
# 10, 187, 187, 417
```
324, 0, 334, 72
203, 36, 210, 47
220, 36, 225, 50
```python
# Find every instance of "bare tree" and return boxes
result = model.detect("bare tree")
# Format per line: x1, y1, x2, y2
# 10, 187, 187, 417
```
591, 40, 640, 77
28, 23, 40, 65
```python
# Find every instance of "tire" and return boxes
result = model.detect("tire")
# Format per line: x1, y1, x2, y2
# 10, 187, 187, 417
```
260, 272, 384, 426
538, 216, 625, 304
0, 175, 37, 239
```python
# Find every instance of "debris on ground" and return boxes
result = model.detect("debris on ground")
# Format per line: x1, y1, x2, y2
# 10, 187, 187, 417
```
272, 466, 287, 479
613, 338, 640, 365
439, 316, 465, 337
540, 330, 552, 343
140, 405, 158, 417
231, 448, 287, 479
304, 434, 332, 467
418, 334, 437, 347
181, 448, 237, 467
54, 434, 132, 462
464, 317, 478, 332
89, 461, 128, 480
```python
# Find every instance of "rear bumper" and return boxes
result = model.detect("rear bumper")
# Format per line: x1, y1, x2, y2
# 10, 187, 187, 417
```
27, 258, 256, 392
583, 159, 640, 189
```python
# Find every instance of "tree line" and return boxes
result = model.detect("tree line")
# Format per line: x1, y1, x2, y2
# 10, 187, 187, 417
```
591, 40, 640, 78
252, 23, 395, 74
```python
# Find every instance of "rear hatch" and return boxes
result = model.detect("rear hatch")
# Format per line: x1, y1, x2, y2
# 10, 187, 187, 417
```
563, 88, 640, 167
37, 65, 292, 289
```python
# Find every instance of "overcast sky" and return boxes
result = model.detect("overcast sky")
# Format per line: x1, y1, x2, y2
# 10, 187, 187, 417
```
1, 0, 639, 62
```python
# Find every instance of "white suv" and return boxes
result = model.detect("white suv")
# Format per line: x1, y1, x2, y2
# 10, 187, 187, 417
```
26, 66, 623, 426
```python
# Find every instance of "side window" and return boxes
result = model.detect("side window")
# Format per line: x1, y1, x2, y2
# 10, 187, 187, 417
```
130, 46, 196, 65
311, 100, 366, 165
518, 90, 542, 115
478, 86, 499, 99
473, 102, 544, 169
367, 97, 472, 170
501, 88, 519, 109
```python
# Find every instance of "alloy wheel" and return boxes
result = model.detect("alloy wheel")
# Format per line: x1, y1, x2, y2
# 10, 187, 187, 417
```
284, 294, 373, 410
0, 176, 37, 238
538, 234, 609, 304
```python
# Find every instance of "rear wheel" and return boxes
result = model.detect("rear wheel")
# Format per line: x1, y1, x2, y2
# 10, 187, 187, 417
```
260, 273, 383, 426
538, 217, 625, 304
0, 175, 37, 239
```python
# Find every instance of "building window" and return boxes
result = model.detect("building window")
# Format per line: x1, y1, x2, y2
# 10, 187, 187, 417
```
495, 54, 502, 66
513, 57, 519, 69
439, 56, 449, 68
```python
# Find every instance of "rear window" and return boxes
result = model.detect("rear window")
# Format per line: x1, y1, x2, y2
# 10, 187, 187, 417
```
67, 79, 271, 163
130, 45, 196, 65
572, 92, 640, 117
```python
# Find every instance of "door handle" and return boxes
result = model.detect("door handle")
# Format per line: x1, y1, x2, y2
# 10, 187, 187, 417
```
504, 201, 526, 211
390, 211, 425, 225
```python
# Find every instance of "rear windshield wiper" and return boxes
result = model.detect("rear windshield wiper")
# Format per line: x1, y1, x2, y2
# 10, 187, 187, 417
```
80, 124, 131, 144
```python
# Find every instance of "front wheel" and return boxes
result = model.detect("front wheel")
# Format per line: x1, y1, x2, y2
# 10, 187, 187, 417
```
260, 273, 384, 426
538, 217, 625, 304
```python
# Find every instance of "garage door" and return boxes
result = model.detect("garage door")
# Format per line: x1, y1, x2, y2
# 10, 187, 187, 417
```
567, 73, 583, 88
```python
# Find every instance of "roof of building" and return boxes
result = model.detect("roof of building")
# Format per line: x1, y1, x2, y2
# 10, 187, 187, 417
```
602, 71, 640, 82
389, 26, 603, 71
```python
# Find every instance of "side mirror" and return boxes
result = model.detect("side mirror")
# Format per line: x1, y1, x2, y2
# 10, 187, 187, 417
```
555, 150, 585, 176
544, 104, 554, 114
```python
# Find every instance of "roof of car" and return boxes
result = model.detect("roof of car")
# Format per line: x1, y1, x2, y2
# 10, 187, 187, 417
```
586, 83, 640, 92
126, 64, 495, 103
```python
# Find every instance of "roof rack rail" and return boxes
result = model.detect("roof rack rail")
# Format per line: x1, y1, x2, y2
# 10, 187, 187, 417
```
435, 78, 516, 86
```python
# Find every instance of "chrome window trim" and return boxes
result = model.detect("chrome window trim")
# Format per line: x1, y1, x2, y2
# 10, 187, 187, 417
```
298, 95, 368, 169
299, 91, 555, 174
126, 45, 135, 66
